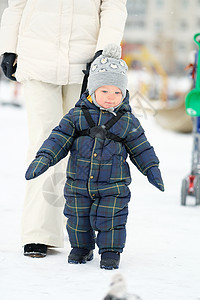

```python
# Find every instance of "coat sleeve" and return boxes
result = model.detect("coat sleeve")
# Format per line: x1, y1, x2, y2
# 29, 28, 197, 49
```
124, 115, 160, 176
36, 110, 76, 167
0, 0, 27, 55
95, 0, 127, 51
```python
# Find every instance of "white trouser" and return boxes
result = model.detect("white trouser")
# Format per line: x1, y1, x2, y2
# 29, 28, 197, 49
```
21, 80, 82, 247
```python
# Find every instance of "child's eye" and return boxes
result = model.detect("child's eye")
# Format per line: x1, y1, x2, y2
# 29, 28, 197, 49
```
115, 92, 121, 94
102, 90, 108, 93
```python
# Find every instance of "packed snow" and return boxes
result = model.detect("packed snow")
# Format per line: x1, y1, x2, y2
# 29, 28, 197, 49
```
0, 83, 200, 300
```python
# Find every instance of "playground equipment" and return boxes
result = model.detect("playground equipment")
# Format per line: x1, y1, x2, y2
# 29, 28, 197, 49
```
123, 44, 193, 133
185, 34, 200, 117
155, 98, 193, 133
181, 33, 200, 205
123, 45, 168, 102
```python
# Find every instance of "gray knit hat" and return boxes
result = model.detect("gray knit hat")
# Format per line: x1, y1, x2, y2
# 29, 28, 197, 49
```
88, 44, 128, 99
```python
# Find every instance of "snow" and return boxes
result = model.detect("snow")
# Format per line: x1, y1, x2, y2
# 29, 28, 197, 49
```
0, 100, 200, 300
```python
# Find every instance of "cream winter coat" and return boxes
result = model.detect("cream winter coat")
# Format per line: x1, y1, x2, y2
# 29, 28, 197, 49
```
0, 0, 127, 85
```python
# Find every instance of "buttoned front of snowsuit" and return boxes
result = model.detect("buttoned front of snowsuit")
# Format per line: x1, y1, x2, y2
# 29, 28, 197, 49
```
35, 91, 160, 253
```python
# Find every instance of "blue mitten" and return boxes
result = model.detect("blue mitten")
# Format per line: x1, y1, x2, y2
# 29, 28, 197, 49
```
147, 166, 164, 192
25, 156, 51, 180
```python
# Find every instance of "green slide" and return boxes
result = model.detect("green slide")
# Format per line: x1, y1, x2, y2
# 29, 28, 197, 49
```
185, 33, 200, 116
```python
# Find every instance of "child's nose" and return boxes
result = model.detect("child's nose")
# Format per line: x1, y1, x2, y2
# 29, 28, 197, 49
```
108, 93, 115, 100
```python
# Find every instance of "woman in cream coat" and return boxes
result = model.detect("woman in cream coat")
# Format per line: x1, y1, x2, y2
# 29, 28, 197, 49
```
0, 0, 127, 257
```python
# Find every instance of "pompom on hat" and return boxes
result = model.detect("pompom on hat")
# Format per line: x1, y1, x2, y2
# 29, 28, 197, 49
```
88, 44, 128, 99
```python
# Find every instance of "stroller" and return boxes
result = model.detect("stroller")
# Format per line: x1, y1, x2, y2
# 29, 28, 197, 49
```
181, 33, 200, 205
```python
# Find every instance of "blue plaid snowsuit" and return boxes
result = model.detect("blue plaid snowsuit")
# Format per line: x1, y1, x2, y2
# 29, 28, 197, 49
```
35, 91, 160, 253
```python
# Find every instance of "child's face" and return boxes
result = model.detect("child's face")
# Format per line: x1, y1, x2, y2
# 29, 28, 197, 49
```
95, 85, 123, 109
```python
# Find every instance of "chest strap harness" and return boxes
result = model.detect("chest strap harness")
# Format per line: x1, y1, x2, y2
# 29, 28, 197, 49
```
76, 106, 126, 143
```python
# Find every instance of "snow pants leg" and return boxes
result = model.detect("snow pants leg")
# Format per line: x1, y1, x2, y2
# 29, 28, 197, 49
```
64, 180, 130, 253
64, 180, 96, 250
21, 81, 81, 247
91, 183, 131, 254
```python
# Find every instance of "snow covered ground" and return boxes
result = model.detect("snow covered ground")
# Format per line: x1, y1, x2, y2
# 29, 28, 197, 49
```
0, 98, 200, 300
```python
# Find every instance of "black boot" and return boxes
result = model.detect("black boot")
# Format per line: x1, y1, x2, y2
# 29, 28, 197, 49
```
100, 251, 120, 270
68, 247, 93, 264
24, 243, 47, 258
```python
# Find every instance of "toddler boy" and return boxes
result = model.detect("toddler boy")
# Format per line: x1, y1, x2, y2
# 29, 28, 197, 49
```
25, 44, 164, 270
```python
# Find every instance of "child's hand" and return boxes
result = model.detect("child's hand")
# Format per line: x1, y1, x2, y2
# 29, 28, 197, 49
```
25, 156, 51, 180
147, 166, 164, 192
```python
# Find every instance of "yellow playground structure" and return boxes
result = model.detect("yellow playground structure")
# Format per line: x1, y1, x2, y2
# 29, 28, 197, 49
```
122, 44, 192, 133
123, 44, 168, 102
